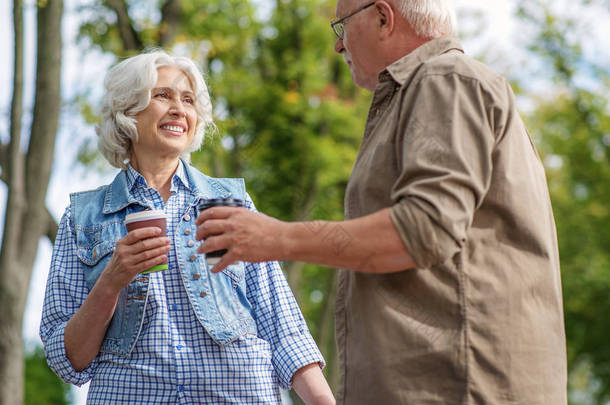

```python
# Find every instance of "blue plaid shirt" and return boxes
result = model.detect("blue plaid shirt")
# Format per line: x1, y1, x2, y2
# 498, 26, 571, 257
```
40, 162, 324, 404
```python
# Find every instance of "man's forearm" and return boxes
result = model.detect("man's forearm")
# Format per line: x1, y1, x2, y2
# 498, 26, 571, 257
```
196, 206, 416, 274
282, 208, 415, 273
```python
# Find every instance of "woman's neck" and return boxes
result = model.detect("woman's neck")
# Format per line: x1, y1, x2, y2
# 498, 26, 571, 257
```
129, 156, 179, 203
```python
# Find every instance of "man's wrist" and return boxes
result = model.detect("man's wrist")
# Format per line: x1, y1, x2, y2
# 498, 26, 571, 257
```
276, 220, 299, 261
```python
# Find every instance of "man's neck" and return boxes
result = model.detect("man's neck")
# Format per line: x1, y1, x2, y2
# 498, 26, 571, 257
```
383, 16, 432, 68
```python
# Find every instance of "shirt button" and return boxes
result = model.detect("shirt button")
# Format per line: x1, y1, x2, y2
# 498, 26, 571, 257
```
193, 273, 201, 280
200, 291, 207, 297
183, 214, 191, 221
172, 304, 178, 311
184, 229, 191, 235
178, 385, 185, 392
176, 344, 183, 350
190, 254, 197, 262
187, 240, 195, 247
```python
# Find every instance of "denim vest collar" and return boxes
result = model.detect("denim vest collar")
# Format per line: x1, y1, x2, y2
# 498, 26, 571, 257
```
102, 159, 232, 214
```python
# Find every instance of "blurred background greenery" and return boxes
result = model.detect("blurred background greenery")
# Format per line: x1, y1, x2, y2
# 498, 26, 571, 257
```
2, 0, 609, 404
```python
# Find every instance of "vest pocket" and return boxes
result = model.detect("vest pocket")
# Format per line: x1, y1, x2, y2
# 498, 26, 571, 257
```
74, 222, 123, 291
222, 262, 246, 287
74, 221, 123, 265
76, 239, 115, 266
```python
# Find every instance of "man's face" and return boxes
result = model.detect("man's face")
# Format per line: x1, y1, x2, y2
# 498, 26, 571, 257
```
333, 0, 382, 91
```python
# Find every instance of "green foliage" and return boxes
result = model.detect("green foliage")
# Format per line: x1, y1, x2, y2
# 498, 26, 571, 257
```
517, 1, 610, 402
25, 347, 70, 405
528, 89, 610, 404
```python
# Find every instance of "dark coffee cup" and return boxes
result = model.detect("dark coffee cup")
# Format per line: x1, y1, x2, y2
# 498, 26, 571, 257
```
197, 198, 246, 266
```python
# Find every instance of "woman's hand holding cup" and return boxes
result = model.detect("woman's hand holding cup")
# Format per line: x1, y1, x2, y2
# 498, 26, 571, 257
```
99, 210, 171, 293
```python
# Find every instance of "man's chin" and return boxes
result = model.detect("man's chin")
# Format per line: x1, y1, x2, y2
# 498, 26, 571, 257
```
351, 73, 374, 92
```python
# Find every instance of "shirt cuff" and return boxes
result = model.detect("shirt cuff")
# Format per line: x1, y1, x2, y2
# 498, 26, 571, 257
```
390, 200, 461, 269
43, 321, 97, 386
272, 332, 325, 390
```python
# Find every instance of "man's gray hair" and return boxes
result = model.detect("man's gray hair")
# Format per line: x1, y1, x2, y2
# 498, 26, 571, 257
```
97, 50, 214, 169
395, 0, 457, 38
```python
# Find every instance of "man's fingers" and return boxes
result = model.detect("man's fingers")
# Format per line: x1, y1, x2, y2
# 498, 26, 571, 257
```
197, 234, 230, 255
195, 219, 229, 241
195, 206, 244, 225
210, 254, 235, 274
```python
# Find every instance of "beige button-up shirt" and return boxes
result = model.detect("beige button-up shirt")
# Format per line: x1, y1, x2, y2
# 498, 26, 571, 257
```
336, 37, 567, 404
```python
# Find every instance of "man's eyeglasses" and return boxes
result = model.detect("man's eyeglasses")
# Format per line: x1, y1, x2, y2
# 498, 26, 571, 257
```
330, 2, 376, 40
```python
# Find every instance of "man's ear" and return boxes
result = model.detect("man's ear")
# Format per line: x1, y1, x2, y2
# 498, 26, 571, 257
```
376, 1, 395, 39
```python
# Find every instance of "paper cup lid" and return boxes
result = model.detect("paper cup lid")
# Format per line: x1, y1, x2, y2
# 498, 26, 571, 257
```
124, 210, 166, 224
198, 198, 245, 210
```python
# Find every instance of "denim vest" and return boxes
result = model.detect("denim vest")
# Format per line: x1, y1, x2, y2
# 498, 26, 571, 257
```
70, 162, 257, 356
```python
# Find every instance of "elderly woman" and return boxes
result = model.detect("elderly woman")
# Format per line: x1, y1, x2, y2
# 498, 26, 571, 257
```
40, 51, 334, 404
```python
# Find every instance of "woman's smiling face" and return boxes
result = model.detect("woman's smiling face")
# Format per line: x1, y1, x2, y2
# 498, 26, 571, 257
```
132, 66, 197, 161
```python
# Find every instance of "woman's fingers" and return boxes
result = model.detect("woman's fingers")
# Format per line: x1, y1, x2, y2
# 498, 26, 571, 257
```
110, 228, 171, 272
119, 227, 170, 254
122, 226, 163, 244
129, 236, 171, 254
132, 249, 170, 273
130, 244, 171, 266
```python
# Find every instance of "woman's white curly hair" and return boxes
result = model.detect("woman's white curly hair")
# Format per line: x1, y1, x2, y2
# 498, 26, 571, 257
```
96, 50, 214, 169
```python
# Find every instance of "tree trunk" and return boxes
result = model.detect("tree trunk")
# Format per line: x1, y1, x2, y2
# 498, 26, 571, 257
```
0, 0, 25, 403
0, 0, 63, 402
284, 260, 305, 302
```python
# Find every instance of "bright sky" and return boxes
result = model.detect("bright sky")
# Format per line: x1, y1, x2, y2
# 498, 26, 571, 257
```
1, 0, 609, 404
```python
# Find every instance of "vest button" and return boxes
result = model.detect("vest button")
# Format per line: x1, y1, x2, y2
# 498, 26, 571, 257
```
183, 214, 191, 221
190, 254, 197, 262
193, 273, 201, 280
184, 229, 191, 235
187, 240, 195, 247
200, 291, 207, 297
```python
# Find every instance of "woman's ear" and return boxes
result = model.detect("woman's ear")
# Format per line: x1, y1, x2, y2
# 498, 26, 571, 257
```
376, 1, 395, 39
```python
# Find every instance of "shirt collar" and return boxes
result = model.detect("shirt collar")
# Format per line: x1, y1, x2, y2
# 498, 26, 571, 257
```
103, 159, 230, 214
171, 159, 191, 192
126, 160, 191, 190
125, 164, 146, 192
382, 36, 464, 86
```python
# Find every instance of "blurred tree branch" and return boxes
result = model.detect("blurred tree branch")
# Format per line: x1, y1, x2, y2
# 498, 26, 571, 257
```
103, 0, 142, 51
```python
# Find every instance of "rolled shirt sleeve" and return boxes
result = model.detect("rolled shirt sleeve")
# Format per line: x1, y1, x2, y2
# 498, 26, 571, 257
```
390, 72, 496, 268
39, 208, 98, 385
243, 194, 325, 389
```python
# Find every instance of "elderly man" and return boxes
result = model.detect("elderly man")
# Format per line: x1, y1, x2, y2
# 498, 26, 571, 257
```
196, 0, 568, 404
